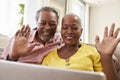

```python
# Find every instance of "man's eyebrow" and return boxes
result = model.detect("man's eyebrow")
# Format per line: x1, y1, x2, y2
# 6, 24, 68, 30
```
50, 21, 57, 23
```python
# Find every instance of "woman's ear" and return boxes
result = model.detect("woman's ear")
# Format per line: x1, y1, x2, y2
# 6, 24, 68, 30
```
81, 28, 83, 33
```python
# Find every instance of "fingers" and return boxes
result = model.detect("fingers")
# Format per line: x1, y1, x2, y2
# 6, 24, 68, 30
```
108, 23, 120, 39
95, 35, 100, 45
105, 23, 120, 39
113, 27, 120, 38
28, 42, 40, 51
117, 37, 120, 43
104, 26, 108, 37
109, 23, 115, 37
15, 25, 25, 37
24, 25, 31, 38
46, 41, 61, 47
15, 25, 31, 38
21, 25, 31, 37
15, 30, 20, 36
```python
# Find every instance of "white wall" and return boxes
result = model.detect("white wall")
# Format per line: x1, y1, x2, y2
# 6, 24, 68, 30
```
89, 1, 120, 44
24, 0, 40, 29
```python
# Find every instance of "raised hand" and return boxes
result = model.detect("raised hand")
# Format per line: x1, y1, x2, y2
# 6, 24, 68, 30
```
18, 41, 62, 64
95, 23, 120, 80
10, 25, 39, 60
95, 23, 120, 56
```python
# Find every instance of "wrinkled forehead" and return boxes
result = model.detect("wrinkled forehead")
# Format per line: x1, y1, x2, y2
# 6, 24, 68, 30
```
37, 11, 58, 22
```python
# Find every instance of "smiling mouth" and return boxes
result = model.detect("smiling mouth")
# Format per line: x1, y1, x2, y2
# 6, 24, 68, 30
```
66, 36, 73, 39
43, 31, 51, 36
65, 36, 75, 41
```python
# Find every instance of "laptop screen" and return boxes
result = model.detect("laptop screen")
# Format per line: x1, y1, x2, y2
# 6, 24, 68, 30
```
0, 60, 105, 80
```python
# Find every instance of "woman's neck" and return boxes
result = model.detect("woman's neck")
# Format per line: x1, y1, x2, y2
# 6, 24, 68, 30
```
58, 44, 80, 59
63, 44, 79, 50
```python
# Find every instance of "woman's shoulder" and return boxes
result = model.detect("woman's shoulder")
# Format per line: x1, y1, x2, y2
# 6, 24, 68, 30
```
80, 43, 99, 55
81, 43, 96, 49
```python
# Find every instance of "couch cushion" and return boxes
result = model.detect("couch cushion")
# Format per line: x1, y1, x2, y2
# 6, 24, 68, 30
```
114, 44, 120, 62
86, 43, 120, 79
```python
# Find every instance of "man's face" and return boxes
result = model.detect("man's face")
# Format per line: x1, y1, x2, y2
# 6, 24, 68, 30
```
61, 15, 82, 45
37, 11, 58, 42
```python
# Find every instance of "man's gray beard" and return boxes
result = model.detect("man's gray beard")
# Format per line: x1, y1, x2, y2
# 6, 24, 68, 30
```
39, 36, 49, 42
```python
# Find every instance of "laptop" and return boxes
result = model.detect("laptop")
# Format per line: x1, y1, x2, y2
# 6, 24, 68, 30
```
0, 60, 105, 80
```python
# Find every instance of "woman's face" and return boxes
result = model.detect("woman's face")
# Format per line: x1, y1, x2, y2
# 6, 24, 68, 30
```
37, 11, 58, 43
61, 15, 82, 45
